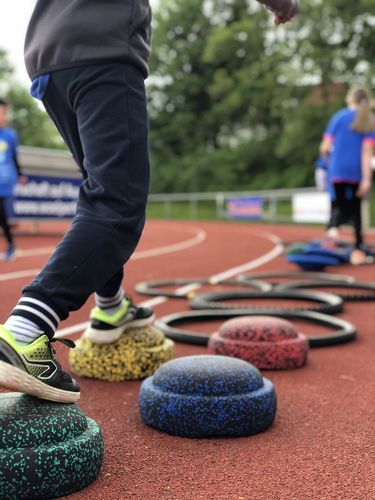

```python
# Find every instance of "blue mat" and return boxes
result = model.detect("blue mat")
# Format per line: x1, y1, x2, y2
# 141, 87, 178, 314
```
286, 253, 341, 271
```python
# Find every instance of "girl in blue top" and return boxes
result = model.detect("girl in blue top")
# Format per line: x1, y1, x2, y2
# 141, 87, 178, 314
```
0, 99, 24, 260
320, 86, 375, 264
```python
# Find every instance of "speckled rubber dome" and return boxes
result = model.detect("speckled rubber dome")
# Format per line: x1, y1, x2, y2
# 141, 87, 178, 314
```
139, 355, 276, 438
69, 326, 175, 381
0, 392, 103, 499
208, 316, 308, 370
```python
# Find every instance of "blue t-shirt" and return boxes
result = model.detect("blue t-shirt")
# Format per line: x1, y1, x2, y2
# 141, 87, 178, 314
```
0, 128, 19, 197
324, 108, 375, 183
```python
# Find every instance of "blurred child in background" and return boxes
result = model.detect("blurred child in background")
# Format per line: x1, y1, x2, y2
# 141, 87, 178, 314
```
0, 99, 24, 261
320, 86, 375, 264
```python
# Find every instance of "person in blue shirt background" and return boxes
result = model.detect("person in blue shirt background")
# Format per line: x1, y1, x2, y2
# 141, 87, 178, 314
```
320, 86, 375, 264
0, 99, 25, 261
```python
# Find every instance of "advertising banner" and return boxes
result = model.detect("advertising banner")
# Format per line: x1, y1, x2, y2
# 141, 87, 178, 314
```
292, 192, 330, 223
7, 174, 81, 219
227, 196, 263, 220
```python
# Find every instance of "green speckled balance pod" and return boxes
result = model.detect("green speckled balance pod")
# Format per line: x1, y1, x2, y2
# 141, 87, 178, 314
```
0, 392, 104, 499
69, 326, 175, 381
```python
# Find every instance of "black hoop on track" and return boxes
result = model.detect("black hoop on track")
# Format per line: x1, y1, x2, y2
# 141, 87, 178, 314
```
237, 272, 355, 285
135, 278, 272, 298
155, 309, 356, 348
189, 290, 343, 314
274, 280, 375, 301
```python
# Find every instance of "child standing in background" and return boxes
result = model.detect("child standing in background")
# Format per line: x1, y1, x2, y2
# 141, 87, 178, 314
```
320, 86, 375, 264
0, 99, 24, 261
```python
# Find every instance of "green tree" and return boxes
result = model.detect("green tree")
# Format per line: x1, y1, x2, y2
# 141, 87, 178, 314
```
148, 0, 375, 192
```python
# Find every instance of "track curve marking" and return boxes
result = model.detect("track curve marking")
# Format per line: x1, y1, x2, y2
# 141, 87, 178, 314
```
55, 228, 283, 338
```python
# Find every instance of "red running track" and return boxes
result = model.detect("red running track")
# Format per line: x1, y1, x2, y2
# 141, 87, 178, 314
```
1, 220, 375, 500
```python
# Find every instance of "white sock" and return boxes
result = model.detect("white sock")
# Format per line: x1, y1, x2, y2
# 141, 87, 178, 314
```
95, 289, 125, 316
5, 296, 60, 345
4, 316, 44, 346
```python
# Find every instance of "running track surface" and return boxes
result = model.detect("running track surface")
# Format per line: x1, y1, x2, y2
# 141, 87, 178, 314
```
1, 220, 374, 500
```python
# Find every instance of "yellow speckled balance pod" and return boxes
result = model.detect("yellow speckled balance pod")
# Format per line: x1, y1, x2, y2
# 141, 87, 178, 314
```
69, 326, 175, 382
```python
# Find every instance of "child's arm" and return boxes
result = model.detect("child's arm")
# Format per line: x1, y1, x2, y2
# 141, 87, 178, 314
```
257, 0, 299, 24
320, 135, 333, 163
357, 139, 374, 198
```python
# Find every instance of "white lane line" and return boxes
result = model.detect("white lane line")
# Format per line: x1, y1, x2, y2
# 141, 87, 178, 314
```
0, 228, 207, 283
0, 269, 41, 282
175, 283, 202, 296
55, 230, 283, 339
209, 234, 283, 284
18, 247, 55, 257
131, 229, 206, 259
12, 228, 206, 260
139, 297, 168, 308
55, 322, 89, 337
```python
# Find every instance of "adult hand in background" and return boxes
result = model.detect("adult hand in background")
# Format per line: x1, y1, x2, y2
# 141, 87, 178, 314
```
274, 0, 299, 24
356, 178, 372, 199
258, 0, 299, 24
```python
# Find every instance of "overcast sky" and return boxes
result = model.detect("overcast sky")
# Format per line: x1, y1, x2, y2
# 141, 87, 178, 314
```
0, 1, 36, 85
0, 1, 158, 87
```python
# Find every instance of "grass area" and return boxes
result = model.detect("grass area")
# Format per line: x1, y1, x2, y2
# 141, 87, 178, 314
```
146, 199, 294, 221
146, 201, 219, 220
147, 192, 375, 227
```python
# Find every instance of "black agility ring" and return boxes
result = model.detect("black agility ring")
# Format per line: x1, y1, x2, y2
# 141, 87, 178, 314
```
155, 309, 356, 348
135, 278, 272, 298
189, 289, 343, 315
274, 280, 375, 301
237, 272, 355, 286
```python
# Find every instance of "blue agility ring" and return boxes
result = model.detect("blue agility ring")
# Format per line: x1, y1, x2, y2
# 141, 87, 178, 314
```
139, 355, 276, 438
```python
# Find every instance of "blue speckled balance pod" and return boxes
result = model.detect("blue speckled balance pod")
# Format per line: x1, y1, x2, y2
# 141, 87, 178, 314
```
0, 393, 104, 499
139, 355, 276, 438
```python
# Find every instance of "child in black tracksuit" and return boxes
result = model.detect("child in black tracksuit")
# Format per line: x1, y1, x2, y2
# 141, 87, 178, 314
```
0, 0, 298, 403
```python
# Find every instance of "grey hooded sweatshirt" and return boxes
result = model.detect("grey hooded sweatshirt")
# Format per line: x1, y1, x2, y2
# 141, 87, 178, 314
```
24, 0, 152, 80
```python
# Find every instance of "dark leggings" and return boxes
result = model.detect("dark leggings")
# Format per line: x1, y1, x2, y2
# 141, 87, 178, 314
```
0, 197, 13, 245
328, 183, 363, 248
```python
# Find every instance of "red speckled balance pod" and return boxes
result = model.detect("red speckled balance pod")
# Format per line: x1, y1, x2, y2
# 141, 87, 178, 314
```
208, 316, 309, 370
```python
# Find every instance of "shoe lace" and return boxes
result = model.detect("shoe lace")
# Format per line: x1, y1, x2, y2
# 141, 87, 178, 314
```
46, 337, 76, 357
47, 338, 76, 383
50, 337, 76, 349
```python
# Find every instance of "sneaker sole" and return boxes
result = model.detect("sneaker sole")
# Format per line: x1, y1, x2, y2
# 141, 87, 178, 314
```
0, 361, 80, 403
84, 314, 155, 345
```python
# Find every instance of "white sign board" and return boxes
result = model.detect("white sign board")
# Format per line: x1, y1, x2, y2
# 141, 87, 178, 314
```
292, 192, 330, 224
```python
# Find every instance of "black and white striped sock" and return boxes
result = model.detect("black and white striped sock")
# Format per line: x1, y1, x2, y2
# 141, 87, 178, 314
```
95, 289, 125, 315
5, 297, 60, 344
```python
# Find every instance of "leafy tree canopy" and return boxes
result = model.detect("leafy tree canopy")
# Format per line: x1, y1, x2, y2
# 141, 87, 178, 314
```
148, 0, 375, 192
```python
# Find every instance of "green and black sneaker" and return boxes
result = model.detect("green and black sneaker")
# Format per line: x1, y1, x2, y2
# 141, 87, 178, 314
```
0, 326, 80, 403
84, 295, 155, 344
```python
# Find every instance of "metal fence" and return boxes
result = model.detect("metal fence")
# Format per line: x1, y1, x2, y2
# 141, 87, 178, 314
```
147, 188, 318, 222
